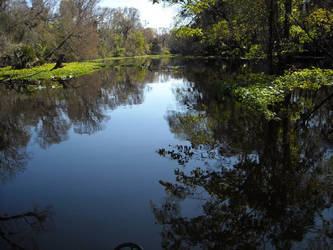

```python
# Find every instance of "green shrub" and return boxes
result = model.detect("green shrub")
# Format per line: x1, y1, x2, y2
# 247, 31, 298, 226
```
112, 47, 126, 57
4, 44, 38, 69
245, 44, 265, 59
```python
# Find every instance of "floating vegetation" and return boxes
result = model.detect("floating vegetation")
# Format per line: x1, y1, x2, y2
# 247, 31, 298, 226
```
227, 68, 333, 120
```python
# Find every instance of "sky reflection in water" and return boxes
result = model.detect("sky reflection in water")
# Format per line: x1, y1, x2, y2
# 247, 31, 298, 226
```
0, 58, 333, 250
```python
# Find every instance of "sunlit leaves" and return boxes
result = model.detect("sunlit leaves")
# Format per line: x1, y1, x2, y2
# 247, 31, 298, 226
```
308, 8, 333, 33
228, 68, 333, 120
275, 68, 333, 91
175, 26, 203, 39
205, 20, 231, 46
184, 0, 214, 15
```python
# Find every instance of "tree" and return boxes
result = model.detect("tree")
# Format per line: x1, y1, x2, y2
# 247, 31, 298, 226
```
49, 0, 100, 61
153, 0, 333, 65
0, 0, 56, 67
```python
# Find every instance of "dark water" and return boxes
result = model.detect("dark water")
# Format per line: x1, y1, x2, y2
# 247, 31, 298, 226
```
0, 58, 333, 250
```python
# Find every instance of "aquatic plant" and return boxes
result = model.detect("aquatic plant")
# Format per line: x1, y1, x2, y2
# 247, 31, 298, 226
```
229, 68, 333, 119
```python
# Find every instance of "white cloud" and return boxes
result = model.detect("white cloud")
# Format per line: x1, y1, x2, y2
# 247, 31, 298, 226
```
99, 0, 178, 29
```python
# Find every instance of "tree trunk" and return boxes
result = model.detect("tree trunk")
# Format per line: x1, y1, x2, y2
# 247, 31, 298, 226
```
266, 0, 278, 74
284, 0, 292, 39
51, 54, 65, 71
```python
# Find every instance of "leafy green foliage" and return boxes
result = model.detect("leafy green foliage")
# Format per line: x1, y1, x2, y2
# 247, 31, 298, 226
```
275, 67, 333, 90
228, 68, 333, 119
245, 44, 265, 59
175, 26, 203, 39
2, 44, 39, 69
233, 75, 282, 119
157, 0, 333, 62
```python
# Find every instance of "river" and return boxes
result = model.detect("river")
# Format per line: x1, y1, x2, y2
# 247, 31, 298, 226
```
0, 58, 332, 249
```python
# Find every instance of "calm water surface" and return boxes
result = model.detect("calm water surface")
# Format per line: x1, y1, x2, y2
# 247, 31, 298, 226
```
1, 58, 333, 249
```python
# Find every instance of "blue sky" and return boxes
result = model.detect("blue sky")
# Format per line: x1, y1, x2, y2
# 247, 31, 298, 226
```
100, 0, 179, 29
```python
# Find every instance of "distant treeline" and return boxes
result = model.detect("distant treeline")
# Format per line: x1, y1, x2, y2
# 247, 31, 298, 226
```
0, 0, 173, 68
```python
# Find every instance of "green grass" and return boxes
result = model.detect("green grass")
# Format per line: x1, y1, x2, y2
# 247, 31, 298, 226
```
0, 55, 179, 82
0, 61, 104, 81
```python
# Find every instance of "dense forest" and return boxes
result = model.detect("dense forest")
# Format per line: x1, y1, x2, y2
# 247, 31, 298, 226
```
157, 0, 333, 68
0, 0, 171, 68
1, 0, 332, 70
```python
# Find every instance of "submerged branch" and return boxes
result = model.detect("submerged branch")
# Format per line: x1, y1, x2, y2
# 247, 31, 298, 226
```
296, 91, 333, 128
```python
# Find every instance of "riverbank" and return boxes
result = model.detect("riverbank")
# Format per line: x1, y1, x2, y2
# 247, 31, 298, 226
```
0, 54, 178, 82
0, 61, 104, 82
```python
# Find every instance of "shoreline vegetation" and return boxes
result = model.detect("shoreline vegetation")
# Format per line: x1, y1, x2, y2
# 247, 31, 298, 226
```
2, 53, 330, 83
0, 54, 179, 83
0, 54, 332, 121
0, 62, 103, 82
0, 54, 257, 83
226, 68, 333, 120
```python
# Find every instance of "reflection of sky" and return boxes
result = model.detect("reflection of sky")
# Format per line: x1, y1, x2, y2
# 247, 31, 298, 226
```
100, 0, 178, 29
0, 75, 189, 249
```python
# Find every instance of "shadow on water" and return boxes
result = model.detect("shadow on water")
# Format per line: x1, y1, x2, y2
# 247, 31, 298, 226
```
153, 61, 333, 249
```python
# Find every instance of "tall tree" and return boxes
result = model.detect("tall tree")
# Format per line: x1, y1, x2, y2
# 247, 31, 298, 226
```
48, 0, 100, 61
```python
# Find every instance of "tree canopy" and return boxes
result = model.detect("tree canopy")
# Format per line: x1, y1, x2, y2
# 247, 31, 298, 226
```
0, 0, 172, 68
154, 0, 333, 67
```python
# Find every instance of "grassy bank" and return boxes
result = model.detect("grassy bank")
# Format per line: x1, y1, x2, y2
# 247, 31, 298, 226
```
0, 54, 179, 82
0, 61, 104, 81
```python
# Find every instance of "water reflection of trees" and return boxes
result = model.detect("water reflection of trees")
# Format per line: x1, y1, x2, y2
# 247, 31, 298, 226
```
0, 58, 175, 249
0, 92, 31, 180
0, 58, 173, 179
0, 207, 53, 250
154, 66, 333, 249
